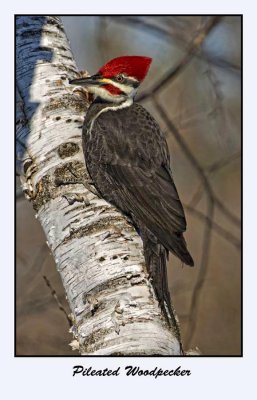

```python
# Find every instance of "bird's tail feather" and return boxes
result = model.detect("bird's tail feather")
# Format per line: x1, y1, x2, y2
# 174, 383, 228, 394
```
143, 238, 183, 352
148, 225, 194, 267
141, 230, 181, 339
169, 233, 194, 267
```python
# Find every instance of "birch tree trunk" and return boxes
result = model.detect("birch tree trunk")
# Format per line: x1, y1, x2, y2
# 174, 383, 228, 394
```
16, 15, 182, 355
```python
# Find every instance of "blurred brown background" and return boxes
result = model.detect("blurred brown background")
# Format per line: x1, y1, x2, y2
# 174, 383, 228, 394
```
16, 16, 241, 356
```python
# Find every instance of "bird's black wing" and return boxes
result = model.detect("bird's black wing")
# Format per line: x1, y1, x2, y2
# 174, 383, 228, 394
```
96, 103, 187, 241
105, 162, 186, 247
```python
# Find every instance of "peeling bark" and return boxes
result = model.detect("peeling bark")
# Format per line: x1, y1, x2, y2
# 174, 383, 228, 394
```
16, 15, 182, 355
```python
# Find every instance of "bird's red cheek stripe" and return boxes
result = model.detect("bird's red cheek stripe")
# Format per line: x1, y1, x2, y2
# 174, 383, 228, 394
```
103, 84, 122, 95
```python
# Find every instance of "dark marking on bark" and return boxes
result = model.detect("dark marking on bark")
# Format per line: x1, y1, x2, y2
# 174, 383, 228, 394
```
16, 117, 28, 127
57, 142, 80, 159
32, 161, 86, 211
19, 29, 43, 39
81, 327, 113, 353
63, 203, 109, 218
83, 275, 135, 301
63, 204, 85, 216
55, 79, 64, 86
130, 276, 146, 285
81, 315, 169, 354
60, 54, 73, 61
54, 161, 85, 186
62, 193, 89, 206
28, 16, 46, 23
43, 94, 88, 113
31, 45, 52, 53
32, 175, 53, 211
47, 17, 63, 28
65, 118, 72, 123
83, 293, 100, 316
126, 272, 142, 280
23, 159, 33, 174
52, 64, 78, 74
60, 216, 129, 244
72, 87, 91, 103
63, 204, 106, 222
58, 46, 69, 52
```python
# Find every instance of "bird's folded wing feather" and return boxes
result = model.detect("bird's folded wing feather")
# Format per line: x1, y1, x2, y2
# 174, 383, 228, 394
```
105, 162, 187, 235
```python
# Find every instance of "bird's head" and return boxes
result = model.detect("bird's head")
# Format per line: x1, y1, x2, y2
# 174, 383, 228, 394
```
69, 56, 152, 103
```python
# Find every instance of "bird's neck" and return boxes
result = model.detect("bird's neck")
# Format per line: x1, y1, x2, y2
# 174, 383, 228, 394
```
94, 96, 133, 109
87, 96, 133, 121
85, 97, 133, 137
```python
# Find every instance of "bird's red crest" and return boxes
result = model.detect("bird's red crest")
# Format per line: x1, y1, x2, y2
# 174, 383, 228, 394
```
98, 56, 152, 81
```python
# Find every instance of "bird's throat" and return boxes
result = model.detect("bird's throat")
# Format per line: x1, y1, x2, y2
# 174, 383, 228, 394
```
87, 97, 133, 138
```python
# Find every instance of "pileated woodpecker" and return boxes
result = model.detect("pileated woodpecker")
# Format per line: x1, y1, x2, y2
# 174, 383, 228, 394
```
70, 56, 194, 316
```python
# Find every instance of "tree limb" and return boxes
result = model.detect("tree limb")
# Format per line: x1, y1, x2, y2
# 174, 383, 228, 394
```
16, 15, 182, 355
110, 16, 240, 77
138, 16, 223, 101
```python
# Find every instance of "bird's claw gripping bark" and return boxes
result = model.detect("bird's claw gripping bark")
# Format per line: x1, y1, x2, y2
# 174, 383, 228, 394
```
66, 164, 100, 197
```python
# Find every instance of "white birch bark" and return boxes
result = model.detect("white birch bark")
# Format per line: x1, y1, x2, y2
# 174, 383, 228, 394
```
16, 15, 181, 355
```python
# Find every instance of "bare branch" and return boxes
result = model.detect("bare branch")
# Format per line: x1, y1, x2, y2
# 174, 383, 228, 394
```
43, 275, 73, 328
189, 151, 241, 209
109, 16, 240, 76
184, 204, 240, 250
138, 16, 222, 101
207, 151, 241, 174
185, 199, 214, 346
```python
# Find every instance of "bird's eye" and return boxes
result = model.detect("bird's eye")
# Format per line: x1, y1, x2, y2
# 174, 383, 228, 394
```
116, 74, 124, 82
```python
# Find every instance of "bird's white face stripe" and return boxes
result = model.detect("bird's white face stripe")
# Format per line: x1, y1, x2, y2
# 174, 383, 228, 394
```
110, 81, 131, 94
126, 76, 138, 82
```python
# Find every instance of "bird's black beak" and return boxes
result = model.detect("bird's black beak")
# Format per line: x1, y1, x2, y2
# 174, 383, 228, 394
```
69, 74, 102, 86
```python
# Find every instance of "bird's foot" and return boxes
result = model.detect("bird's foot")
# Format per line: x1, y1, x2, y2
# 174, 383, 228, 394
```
65, 164, 100, 197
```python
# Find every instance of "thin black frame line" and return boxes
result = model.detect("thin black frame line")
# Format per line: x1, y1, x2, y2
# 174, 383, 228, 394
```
14, 14, 243, 358
14, 14, 243, 16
